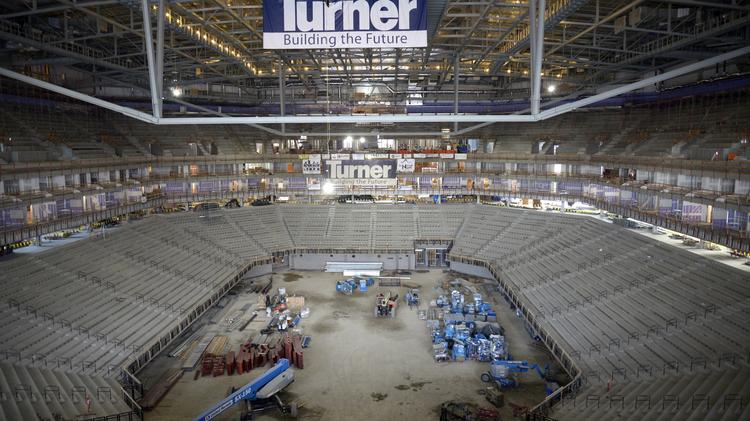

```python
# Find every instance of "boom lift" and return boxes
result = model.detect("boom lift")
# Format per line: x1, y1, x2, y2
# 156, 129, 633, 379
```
193, 359, 297, 421
480, 360, 556, 392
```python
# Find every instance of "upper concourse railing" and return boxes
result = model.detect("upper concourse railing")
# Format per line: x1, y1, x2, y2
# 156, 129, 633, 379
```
2, 188, 749, 250
2, 152, 749, 178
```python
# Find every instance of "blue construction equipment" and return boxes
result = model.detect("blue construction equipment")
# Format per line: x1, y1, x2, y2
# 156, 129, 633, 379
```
193, 359, 295, 421
337, 277, 373, 295
335, 279, 357, 295
375, 292, 398, 317
450, 290, 464, 313
480, 360, 550, 390
405, 289, 420, 307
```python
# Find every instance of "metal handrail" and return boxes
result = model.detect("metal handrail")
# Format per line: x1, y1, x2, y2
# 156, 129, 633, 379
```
2, 151, 748, 176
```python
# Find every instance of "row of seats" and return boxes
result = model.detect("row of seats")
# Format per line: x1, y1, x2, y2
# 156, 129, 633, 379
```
447, 209, 750, 420
0, 361, 130, 421
1, 203, 747, 420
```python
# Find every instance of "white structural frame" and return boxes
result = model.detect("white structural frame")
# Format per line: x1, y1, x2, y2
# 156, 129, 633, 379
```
0, 0, 748, 132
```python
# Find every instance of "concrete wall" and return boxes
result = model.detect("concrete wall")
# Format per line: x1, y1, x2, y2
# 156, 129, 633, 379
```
289, 253, 415, 270
244, 262, 273, 279
448, 260, 493, 279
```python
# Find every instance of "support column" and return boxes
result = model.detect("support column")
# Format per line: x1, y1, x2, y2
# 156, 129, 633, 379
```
454, 55, 459, 133
529, 0, 537, 109
279, 62, 286, 134
531, 0, 545, 115
141, 0, 161, 118
155, 0, 165, 115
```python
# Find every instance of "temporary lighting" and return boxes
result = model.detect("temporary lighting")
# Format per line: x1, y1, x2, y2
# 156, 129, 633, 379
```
547, 84, 557, 93
322, 182, 334, 195
359, 137, 366, 143
170, 86, 183, 97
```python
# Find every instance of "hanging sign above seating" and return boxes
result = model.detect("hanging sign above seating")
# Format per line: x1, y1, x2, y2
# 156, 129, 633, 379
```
263, 0, 427, 49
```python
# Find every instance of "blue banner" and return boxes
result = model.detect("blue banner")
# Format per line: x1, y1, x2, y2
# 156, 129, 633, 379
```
263, 0, 427, 49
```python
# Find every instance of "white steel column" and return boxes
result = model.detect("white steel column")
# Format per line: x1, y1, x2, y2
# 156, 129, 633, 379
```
279, 62, 286, 133
531, 0, 545, 115
141, 0, 161, 118
155, 0, 165, 115
529, 0, 537, 110
454, 55, 460, 133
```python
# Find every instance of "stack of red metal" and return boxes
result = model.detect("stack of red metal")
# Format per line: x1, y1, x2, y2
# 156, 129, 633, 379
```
201, 356, 214, 376
236, 342, 252, 374
292, 334, 304, 369
226, 351, 236, 375
213, 334, 306, 378
276, 332, 304, 369
212, 358, 225, 376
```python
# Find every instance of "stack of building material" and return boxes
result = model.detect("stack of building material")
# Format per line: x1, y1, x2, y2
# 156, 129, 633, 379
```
286, 296, 305, 311
212, 358, 225, 376
205, 336, 228, 356
139, 369, 184, 409
182, 334, 214, 369
292, 334, 304, 369
226, 351, 236, 375
278, 332, 304, 369
238, 313, 257, 331
237, 343, 252, 374
201, 356, 214, 376
169, 330, 203, 358
256, 343, 270, 366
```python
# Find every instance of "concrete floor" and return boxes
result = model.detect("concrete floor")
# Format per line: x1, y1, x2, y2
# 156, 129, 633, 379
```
141, 269, 553, 421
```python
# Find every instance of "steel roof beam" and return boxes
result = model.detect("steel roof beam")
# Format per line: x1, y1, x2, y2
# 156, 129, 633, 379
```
538, 44, 750, 120
0, 0, 118, 19
0, 66, 157, 123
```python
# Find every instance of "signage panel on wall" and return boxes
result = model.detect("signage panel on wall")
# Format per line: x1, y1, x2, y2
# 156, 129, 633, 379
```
396, 158, 415, 173
263, 0, 427, 49
326, 159, 396, 178
302, 154, 322, 174
325, 159, 397, 187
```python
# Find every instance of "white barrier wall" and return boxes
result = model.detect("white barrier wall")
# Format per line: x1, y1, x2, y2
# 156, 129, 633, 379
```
244, 262, 273, 278
289, 252, 415, 270
447, 260, 494, 279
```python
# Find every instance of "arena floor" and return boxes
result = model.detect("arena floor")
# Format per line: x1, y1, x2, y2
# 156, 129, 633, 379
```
141, 269, 552, 420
